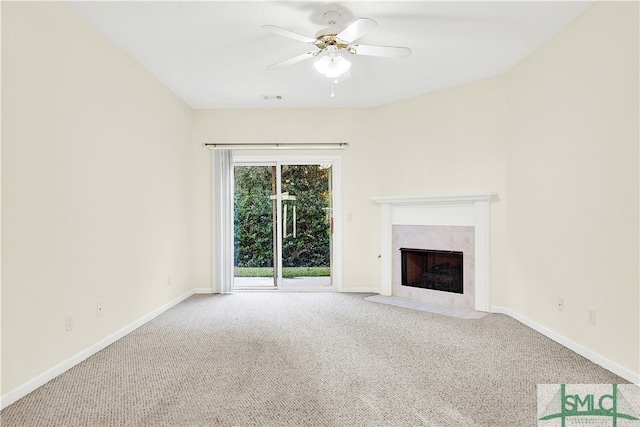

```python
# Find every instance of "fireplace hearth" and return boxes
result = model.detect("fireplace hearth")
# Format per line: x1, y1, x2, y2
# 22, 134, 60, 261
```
400, 248, 463, 294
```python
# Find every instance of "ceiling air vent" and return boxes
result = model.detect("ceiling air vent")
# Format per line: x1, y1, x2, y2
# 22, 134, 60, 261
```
262, 95, 282, 101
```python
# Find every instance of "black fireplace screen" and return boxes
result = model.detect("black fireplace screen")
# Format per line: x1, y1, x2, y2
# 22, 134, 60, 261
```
400, 248, 463, 294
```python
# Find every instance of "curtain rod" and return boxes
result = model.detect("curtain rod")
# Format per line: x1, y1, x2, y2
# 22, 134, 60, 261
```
203, 142, 349, 150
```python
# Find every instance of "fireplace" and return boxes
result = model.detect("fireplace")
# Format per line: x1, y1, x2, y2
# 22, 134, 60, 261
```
372, 193, 496, 311
400, 248, 463, 294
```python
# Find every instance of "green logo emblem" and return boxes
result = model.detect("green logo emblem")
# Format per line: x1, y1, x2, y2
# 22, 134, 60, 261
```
538, 384, 640, 427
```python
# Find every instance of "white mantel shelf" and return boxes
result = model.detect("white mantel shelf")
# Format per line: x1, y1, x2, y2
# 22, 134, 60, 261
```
371, 192, 497, 205
371, 192, 497, 312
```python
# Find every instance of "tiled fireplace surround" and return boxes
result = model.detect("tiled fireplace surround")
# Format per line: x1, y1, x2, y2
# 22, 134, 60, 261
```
393, 225, 475, 309
372, 193, 496, 312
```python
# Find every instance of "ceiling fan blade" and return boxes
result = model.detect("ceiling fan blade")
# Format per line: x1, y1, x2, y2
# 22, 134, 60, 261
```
262, 25, 317, 44
267, 51, 317, 70
353, 44, 412, 58
336, 17, 377, 43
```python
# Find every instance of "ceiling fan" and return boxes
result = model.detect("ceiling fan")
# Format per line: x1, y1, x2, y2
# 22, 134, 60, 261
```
263, 11, 411, 83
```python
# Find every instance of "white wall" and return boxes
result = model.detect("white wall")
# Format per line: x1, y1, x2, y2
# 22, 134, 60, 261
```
366, 79, 508, 304
2, 0, 638, 403
190, 109, 364, 290
1, 2, 193, 395
190, 1, 639, 378
505, 1, 639, 375
190, 77, 508, 300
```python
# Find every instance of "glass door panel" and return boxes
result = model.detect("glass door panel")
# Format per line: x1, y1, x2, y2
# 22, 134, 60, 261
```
233, 165, 277, 288
280, 164, 332, 287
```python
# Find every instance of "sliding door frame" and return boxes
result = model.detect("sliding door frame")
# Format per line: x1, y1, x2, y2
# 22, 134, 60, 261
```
234, 154, 343, 292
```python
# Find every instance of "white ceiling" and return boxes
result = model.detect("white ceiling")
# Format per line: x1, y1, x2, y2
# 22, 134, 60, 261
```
67, 1, 595, 109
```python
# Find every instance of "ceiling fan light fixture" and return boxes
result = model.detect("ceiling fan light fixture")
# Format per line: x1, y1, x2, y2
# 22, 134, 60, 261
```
314, 53, 351, 78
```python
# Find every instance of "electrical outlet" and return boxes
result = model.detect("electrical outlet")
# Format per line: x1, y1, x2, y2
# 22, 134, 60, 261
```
65, 315, 74, 332
557, 298, 564, 312
587, 309, 596, 325
97, 303, 103, 318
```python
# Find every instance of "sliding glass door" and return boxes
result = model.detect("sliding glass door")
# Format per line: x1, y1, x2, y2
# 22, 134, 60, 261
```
233, 160, 334, 289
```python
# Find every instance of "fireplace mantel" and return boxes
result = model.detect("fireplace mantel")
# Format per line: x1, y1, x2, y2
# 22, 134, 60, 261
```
371, 193, 496, 205
372, 193, 497, 312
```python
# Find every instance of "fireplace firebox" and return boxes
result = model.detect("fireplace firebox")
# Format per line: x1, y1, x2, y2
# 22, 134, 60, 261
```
400, 248, 463, 294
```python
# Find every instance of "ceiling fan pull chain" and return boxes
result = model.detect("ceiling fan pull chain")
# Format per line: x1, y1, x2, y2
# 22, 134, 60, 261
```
330, 79, 336, 98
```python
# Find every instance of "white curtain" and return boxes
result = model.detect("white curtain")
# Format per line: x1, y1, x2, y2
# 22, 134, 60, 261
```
212, 150, 234, 293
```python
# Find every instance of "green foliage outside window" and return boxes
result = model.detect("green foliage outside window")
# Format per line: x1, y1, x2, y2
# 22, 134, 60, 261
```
234, 165, 331, 269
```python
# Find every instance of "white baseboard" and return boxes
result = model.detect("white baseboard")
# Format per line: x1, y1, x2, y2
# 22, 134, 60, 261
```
1, 290, 195, 410
340, 287, 380, 293
195, 286, 379, 294
491, 305, 640, 385
193, 287, 216, 294
10, 292, 632, 411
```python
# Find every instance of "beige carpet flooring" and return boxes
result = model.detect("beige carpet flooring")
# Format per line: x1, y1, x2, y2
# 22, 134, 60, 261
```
0, 292, 628, 426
